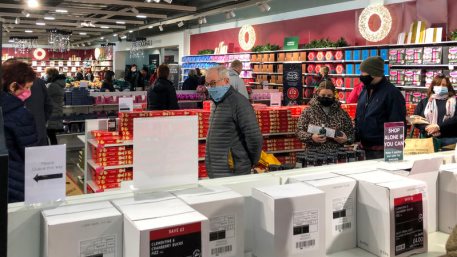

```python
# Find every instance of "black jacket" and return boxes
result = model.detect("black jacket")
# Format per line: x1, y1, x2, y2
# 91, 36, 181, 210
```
26, 78, 53, 146
355, 77, 406, 148
47, 75, 66, 130
75, 72, 84, 81
147, 78, 179, 110
205, 87, 263, 178
100, 81, 115, 92
125, 70, 140, 91
0, 92, 38, 203
182, 76, 199, 91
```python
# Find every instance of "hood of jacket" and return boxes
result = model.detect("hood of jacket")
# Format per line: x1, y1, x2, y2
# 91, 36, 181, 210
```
228, 69, 239, 77
0, 92, 25, 114
50, 74, 67, 88
153, 78, 173, 92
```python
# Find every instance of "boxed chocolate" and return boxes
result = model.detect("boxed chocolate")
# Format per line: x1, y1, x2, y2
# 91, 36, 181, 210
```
449, 70, 457, 86
389, 49, 406, 65
423, 47, 443, 64
448, 47, 457, 63
405, 48, 424, 64
404, 69, 423, 86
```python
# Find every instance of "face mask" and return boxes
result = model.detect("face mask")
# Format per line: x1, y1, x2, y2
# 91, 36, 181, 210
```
433, 86, 448, 96
317, 96, 335, 107
208, 85, 230, 103
16, 89, 32, 101
360, 75, 374, 88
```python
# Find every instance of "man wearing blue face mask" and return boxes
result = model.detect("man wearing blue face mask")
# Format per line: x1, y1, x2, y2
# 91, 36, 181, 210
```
205, 66, 263, 178
355, 56, 406, 160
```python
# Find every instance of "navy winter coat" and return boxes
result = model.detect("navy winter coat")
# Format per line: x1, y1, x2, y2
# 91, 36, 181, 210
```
0, 92, 38, 203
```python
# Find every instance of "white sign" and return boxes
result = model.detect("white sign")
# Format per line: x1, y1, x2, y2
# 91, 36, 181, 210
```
25, 145, 66, 204
270, 92, 282, 107
133, 116, 198, 191
119, 97, 134, 112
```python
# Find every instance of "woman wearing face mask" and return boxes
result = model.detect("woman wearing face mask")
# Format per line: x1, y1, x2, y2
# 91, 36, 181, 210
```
147, 64, 179, 110
414, 74, 457, 147
45, 68, 65, 145
0, 60, 38, 203
296, 80, 354, 152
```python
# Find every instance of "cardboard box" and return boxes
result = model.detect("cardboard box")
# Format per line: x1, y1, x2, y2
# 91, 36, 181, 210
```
252, 183, 326, 257
286, 173, 357, 254
42, 201, 123, 257
439, 168, 457, 233
342, 171, 428, 257
121, 198, 209, 257
173, 186, 245, 257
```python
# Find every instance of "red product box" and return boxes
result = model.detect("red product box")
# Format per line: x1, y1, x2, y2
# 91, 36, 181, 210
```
335, 64, 345, 74
335, 51, 344, 60
325, 51, 335, 61
91, 130, 120, 138
307, 64, 316, 74
335, 78, 344, 87
307, 52, 317, 61
316, 52, 325, 61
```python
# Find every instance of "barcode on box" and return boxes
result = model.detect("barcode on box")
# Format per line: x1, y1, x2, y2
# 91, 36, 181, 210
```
211, 245, 232, 256
396, 244, 405, 252
335, 222, 351, 232
296, 239, 315, 249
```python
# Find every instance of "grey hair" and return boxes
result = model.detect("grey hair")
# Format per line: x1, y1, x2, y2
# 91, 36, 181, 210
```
188, 69, 197, 77
207, 65, 229, 79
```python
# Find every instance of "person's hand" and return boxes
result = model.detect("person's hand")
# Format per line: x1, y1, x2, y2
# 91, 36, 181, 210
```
334, 132, 348, 144
425, 124, 440, 135
312, 134, 326, 144
431, 131, 441, 137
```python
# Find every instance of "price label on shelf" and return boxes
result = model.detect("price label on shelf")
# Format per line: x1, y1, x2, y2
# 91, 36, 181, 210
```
270, 92, 282, 107
119, 97, 134, 112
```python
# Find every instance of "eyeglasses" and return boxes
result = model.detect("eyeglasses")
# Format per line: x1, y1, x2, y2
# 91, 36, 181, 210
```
204, 78, 225, 88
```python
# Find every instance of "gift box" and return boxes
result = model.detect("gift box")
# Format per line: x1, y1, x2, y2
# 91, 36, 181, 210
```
404, 69, 423, 86
423, 47, 443, 65
389, 49, 406, 65
405, 48, 424, 64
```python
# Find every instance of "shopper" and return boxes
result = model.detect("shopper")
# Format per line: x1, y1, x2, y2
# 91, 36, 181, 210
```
75, 67, 84, 81
84, 68, 94, 82
147, 64, 179, 110
228, 60, 249, 99
314, 66, 330, 87
182, 69, 199, 90
296, 80, 354, 152
205, 66, 263, 178
346, 82, 364, 104
139, 67, 149, 90
355, 56, 406, 160
45, 68, 65, 145
26, 78, 53, 146
0, 60, 38, 203
125, 64, 140, 91
196, 68, 206, 86
148, 69, 158, 88
100, 71, 116, 92
414, 74, 457, 146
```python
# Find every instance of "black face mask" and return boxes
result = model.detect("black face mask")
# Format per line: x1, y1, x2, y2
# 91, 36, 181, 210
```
360, 75, 374, 89
317, 96, 335, 107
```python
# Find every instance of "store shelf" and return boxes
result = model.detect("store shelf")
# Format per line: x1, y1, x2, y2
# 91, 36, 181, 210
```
390, 64, 452, 68
77, 135, 86, 144
252, 72, 282, 75
199, 132, 296, 142
62, 120, 86, 124
87, 139, 133, 148
63, 104, 119, 108
56, 132, 85, 137
249, 82, 283, 86
87, 159, 133, 170
335, 87, 354, 91
395, 85, 429, 90
87, 180, 120, 193
178, 100, 204, 103
266, 149, 305, 154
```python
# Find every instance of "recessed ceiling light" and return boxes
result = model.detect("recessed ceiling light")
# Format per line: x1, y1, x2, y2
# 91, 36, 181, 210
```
100, 37, 104, 40
25, 30, 33, 33
120, 35, 127, 39
153, 0, 160, 3
27, 0, 39, 8
146, 0, 152, 2
163, 0, 172, 3
159, 25, 163, 31
113, 33, 118, 36
8, 39, 14, 43
226, 10, 236, 19
15, 17, 20, 24
148, 25, 153, 29
177, 21, 184, 27
129, 30, 133, 33
21, 10, 30, 17
116, 21, 126, 24
79, 32, 87, 35
36, 20, 46, 26
101, 26, 110, 29
136, 14, 147, 19
56, 9, 68, 13
44, 16, 55, 20
258, 2, 271, 12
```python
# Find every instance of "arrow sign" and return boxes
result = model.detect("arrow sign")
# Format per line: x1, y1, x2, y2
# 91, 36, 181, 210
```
34, 173, 63, 183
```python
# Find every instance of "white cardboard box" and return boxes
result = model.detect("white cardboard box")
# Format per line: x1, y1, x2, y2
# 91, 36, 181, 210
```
121, 198, 209, 257
343, 170, 428, 257
42, 201, 123, 257
438, 168, 457, 233
379, 157, 442, 232
286, 173, 357, 254
172, 186, 245, 257
252, 183, 326, 257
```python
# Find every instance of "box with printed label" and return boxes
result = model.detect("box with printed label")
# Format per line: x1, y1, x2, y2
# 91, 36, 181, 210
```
438, 168, 457, 233
120, 198, 209, 257
286, 173, 357, 254
173, 186, 244, 257
342, 170, 428, 257
42, 201, 123, 257
252, 183, 325, 257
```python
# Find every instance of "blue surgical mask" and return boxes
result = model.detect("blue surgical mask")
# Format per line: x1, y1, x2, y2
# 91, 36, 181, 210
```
433, 86, 448, 96
208, 85, 230, 103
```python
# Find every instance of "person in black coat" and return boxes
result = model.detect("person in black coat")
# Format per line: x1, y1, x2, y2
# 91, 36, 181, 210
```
147, 64, 179, 110
182, 69, 199, 90
75, 67, 84, 81
355, 56, 406, 160
0, 61, 38, 203
125, 64, 140, 91
100, 71, 116, 92
25, 78, 53, 146
414, 75, 457, 146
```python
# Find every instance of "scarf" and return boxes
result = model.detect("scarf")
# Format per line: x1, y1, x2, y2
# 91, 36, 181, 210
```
424, 94, 456, 125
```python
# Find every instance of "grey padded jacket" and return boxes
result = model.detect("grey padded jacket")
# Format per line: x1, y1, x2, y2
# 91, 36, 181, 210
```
205, 87, 263, 178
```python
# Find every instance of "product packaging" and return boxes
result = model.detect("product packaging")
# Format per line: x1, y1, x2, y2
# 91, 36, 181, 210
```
252, 183, 326, 257
405, 48, 424, 64
423, 47, 443, 64
42, 201, 123, 257
448, 47, 457, 63
120, 198, 209, 257
172, 186, 245, 257
343, 170, 428, 257
389, 49, 406, 65
404, 69, 423, 86
286, 173, 357, 254
438, 168, 457, 233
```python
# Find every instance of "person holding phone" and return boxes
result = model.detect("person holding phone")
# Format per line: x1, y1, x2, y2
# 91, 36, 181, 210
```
296, 80, 354, 152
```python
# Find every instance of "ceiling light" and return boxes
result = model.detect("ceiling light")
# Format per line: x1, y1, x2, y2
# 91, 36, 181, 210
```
44, 16, 55, 20
148, 25, 153, 29
101, 26, 110, 29
56, 9, 68, 13
113, 33, 118, 36
131, 7, 139, 15
129, 30, 133, 33
198, 17, 207, 25
146, 0, 152, 2
226, 10, 236, 19
8, 39, 14, 43
82, 43, 86, 46
120, 35, 127, 39
258, 2, 271, 12
25, 30, 33, 33
27, 0, 40, 8
15, 17, 20, 25
100, 37, 104, 40
36, 20, 46, 26
159, 25, 163, 31
153, 0, 160, 2
22, 10, 30, 17
163, 0, 172, 3
79, 32, 87, 35
136, 14, 147, 19
177, 21, 184, 27
116, 21, 126, 24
